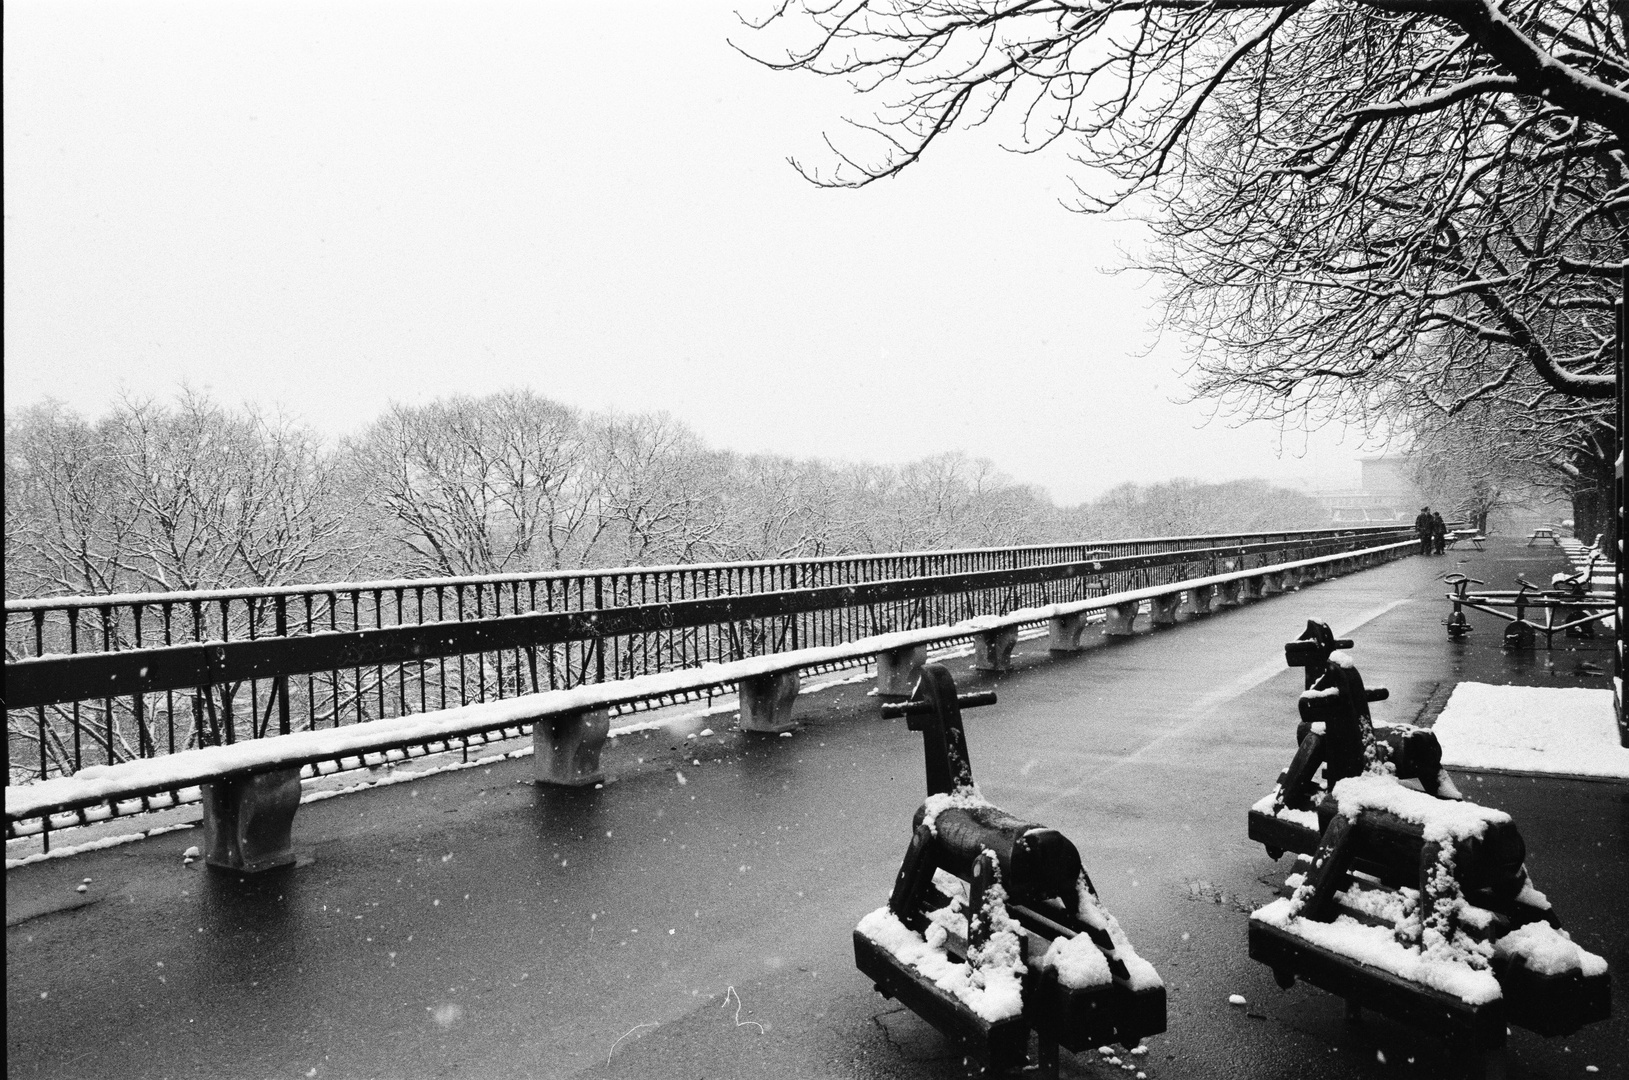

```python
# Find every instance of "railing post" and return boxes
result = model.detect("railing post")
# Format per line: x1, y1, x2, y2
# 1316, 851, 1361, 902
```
133, 605, 149, 758
594, 577, 606, 685
275, 597, 291, 736
33, 610, 46, 781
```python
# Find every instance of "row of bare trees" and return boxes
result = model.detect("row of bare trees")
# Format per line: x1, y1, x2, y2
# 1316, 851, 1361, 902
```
3, 389, 1331, 600
4, 392, 354, 598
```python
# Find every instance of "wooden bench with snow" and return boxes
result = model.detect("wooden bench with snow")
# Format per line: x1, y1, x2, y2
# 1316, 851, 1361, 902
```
1245, 622, 1611, 1069
5, 539, 1413, 875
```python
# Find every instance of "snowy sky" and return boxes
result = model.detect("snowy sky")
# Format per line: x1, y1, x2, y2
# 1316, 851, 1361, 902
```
3, 0, 1375, 503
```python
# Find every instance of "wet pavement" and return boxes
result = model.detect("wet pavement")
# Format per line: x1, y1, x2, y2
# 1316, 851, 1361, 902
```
7, 539, 1625, 1080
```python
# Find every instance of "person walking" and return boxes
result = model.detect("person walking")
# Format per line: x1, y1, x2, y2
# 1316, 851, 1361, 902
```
1415, 506, 1434, 556
1431, 510, 1447, 555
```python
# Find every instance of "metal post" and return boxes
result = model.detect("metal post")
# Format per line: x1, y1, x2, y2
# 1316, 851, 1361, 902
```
1615, 271, 1625, 746
275, 597, 291, 736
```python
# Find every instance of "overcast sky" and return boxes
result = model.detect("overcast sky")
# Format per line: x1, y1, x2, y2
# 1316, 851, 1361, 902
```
4, 0, 1378, 503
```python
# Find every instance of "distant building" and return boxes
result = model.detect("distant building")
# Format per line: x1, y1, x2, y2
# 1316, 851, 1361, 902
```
1311, 456, 1422, 526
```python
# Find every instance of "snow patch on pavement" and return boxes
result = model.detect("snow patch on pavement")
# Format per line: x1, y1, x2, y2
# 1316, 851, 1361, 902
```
1431, 682, 1627, 780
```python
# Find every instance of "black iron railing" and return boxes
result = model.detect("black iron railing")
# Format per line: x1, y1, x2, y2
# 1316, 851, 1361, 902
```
5, 527, 1410, 782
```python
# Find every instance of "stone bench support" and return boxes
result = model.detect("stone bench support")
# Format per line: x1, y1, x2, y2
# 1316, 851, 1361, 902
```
535, 708, 611, 787
202, 767, 303, 873
1183, 584, 1215, 616
876, 645, 928, 697
1241, 576, 1266, 601
1048, 613, 1089, 653
1101, 600, 1140, 637
1262, 571, 1288, 595
738, 670, 801, 734
973, 627, 1019, 672
1215, 580, 1242, 608
1149, 593, 1181, 627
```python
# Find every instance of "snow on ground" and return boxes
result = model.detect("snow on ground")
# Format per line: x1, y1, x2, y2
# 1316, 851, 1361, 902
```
5, 822, 196, 869
1432, 682, 1628, 780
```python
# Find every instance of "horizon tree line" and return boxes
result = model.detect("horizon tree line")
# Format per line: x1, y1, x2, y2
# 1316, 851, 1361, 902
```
4, 388, 1341, 600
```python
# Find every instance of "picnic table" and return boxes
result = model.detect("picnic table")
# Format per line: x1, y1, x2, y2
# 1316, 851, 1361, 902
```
1446, 529, 1485, 551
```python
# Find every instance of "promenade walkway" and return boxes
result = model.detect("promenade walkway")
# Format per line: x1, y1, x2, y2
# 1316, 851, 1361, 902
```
7, 539, 1623, 1080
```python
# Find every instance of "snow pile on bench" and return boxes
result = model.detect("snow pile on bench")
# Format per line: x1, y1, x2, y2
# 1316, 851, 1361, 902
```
856, 894, 1027, 1023
1329, 774, 1512, 842
1251, 896, 1501, 1004
1494, 921, 1608, 978
1040, 928, 1112, 989
1431, 682, 1627, 780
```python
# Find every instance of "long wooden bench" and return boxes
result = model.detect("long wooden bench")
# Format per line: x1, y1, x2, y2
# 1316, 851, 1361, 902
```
4, 539, 1413, 873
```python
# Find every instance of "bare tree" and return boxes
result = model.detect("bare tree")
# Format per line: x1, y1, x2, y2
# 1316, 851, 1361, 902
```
744, 0, 1625, 410
344, 391, 615, 575
5, 401, 145, 598
6, 393, 358, 772
1409, 389, 1617, 540
5, 392, 354, 599
710, 452, 860, 559
599, 411, 730, 565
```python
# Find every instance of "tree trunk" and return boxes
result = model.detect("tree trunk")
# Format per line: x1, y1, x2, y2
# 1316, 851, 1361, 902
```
1573, 477, 1615, 548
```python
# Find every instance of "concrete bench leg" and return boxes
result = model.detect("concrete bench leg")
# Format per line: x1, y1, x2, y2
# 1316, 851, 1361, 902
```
202, 767, 302, 873
1183, 584, 1215, 616
1241, 576, 1266, 601
973, 627, 1018, 672
1102, 601, 1140, 637
1149, 593, 1181, 627
738, 670, 800, 734
876, 645, 927, 697
1262, 571, 1287, 595
1216, 581, 1242, 608
535, 708, 610, 786
1048, 613, 1088, 653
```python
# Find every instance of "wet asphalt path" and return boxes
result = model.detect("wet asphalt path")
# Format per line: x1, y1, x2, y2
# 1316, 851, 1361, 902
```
7, 540, 1625, 1080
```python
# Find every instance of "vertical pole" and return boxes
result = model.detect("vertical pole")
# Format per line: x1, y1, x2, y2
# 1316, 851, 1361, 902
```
69, 610, 82, 771
1614, 270, 1625, 746
33, 611, 46, 781
133, 605, 149, 757
102, 606, 115, 763
276, 596, 291, 736
219, 599, 235, 745
594, 576, 605, 684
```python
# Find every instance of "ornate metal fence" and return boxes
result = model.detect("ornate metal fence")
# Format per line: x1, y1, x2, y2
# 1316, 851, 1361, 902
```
5, 527, 1409, 783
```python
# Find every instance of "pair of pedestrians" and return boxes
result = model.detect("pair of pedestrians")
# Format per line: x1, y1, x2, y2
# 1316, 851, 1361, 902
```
1415, 506, 1446, 555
